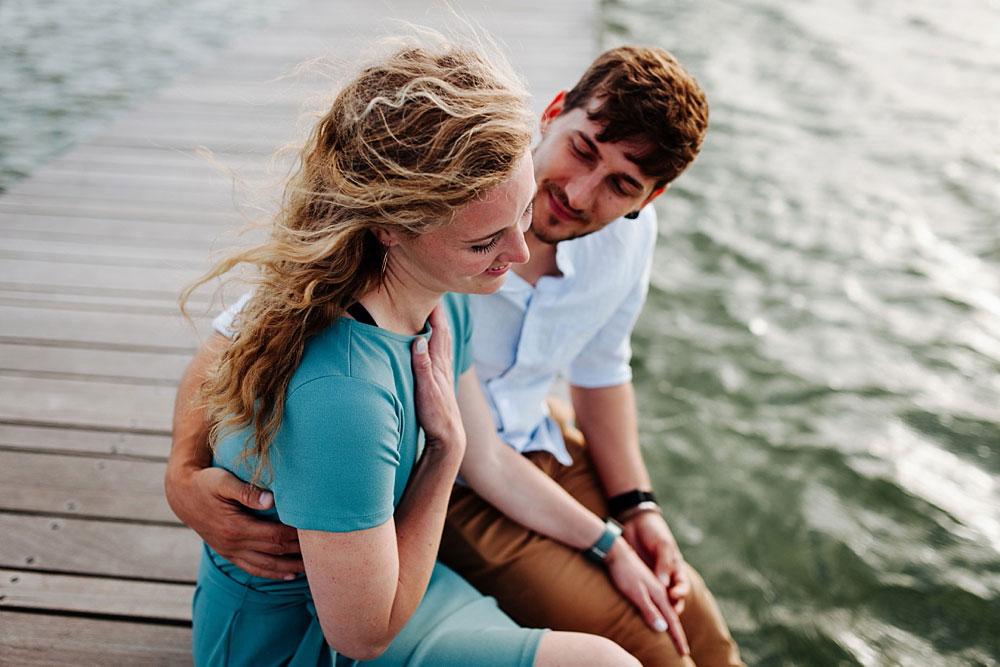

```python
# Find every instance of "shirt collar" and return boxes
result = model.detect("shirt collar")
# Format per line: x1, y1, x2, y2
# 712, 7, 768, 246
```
553, 238, 577, 280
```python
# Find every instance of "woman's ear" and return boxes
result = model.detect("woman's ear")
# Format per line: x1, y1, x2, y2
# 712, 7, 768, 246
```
371, 228, 396, 247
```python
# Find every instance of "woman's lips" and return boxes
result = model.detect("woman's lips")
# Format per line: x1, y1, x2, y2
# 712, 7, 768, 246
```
484, 263, 510, 276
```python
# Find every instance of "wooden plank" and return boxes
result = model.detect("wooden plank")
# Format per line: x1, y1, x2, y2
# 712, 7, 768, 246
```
3, 162, 282, 209
0, 514, 200, 582
41, 142, 279, 172
0, 302, 210, 350
0, 423, 169, 459
0, 195, 241, 223
21, 173, 274, 206
0, 610, 192, 665
0, 225, 220, 252
0, 451, 177, 523
12, 164, 275, 192
0, 569, 192, 622
0, 258, 203, 295
0, 217, 261, 261
0, 344, 189, 383
0, 289, 198, 313
0, 239, 209, 265
0, 211, 234, 240
0, 376, 175, 432
96, 117, 303, 148
0, 180, 250, 209
0, 285, 217, 312
0, 283, 235, 314
1, 249, 206, 271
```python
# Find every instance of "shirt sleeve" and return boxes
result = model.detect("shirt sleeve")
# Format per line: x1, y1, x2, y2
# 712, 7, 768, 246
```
566, 209, 657, 388
268, 375, 403, 532
211, 291, 253, 339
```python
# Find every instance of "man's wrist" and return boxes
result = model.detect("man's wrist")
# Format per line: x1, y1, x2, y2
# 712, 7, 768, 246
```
166, 457, 207, 481
608, 489, 659, 521
618, 501, 662, 524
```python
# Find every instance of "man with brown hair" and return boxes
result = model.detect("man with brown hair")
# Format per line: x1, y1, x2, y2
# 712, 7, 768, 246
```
167, 46, 742, 665
436, 46, 741, 666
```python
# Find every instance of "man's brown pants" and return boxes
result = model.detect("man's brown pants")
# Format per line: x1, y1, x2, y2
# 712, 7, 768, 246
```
439, 434, 742, 666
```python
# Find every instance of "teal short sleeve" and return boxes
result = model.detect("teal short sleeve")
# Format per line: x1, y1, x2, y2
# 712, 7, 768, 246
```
269, 375, 403, 532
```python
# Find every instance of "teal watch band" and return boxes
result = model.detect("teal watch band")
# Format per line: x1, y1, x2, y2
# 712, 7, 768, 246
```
586, 518, 623, 562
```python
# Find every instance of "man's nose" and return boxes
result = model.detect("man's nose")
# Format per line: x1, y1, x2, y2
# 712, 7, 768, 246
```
563, 171, 601, 213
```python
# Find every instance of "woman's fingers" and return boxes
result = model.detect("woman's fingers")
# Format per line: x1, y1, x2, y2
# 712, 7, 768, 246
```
426, 304, 453, 369
411, 336, 433, 386
634, 585, 667, 633
648, 575, 689, 656
608, 542, 690, 657
411, 312, 464, 452
633, 575, 689, 657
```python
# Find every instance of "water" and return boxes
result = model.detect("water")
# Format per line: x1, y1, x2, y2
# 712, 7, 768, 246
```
604, 0, 1000, 663
2, 0, 998, 663
0, 0, 291, 192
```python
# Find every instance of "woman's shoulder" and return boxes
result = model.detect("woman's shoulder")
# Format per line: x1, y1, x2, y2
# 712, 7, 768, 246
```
289, 319, 401, 401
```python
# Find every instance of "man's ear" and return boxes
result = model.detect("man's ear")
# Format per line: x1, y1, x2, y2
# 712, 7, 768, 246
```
639, 185, 667, 210
539, 91, 568, 134
626, 186, 667, 219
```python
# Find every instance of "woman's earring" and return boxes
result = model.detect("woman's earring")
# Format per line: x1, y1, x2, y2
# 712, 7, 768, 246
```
378, 245, 389, 292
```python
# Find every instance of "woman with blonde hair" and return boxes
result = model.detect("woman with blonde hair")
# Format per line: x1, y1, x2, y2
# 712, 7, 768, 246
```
185, 36, 639, 666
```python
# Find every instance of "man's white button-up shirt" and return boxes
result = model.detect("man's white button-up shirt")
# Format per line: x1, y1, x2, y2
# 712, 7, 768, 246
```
468, 206, 657, 466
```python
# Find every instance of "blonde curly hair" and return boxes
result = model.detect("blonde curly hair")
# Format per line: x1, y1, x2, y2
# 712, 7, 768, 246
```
182, 34, 532, 481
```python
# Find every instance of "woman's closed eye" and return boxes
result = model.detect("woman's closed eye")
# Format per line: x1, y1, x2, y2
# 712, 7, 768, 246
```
471, 236, 500, 253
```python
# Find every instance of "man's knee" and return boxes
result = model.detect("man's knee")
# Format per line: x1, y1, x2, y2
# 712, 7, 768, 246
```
605, 613, 693, 667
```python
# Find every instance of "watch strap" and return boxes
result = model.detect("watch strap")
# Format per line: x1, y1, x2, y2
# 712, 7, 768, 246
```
607, 489, 657, 517
586, 518, 623, 562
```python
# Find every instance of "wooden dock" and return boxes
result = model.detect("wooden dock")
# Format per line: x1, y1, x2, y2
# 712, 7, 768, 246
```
0, 0, 597, 662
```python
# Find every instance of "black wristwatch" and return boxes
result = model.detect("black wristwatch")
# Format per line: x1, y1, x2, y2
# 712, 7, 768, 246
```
608, 489, 660, 523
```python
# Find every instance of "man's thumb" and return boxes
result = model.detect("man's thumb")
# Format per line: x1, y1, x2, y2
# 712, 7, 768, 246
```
229, 477, 272, 510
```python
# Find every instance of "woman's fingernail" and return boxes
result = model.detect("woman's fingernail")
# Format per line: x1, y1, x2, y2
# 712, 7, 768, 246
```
654, 618, 667, 632
284, 574, 296, 581
258, 491, 273, 508
415, 338, 427, 354
659, 573, 669, 586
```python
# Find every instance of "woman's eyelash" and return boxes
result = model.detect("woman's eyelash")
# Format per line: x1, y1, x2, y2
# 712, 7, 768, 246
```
471, 237, 499, 253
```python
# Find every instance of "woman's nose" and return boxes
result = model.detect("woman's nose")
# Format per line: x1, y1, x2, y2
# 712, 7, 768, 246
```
502, 226, 530, 264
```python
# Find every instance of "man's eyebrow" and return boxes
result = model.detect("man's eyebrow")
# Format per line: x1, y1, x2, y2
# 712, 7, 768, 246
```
579, 132, 645, 191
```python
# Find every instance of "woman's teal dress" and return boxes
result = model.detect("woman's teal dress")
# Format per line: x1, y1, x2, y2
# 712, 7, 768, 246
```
191, 293, 545, 666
